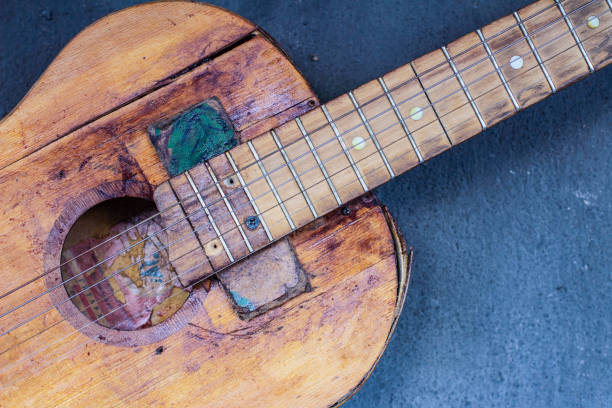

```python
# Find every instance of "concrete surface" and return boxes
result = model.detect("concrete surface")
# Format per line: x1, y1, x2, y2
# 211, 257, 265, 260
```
1, 1, 610, 407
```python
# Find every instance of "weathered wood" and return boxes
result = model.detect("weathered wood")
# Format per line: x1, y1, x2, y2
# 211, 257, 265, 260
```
1, 0, 610, 406
0, 2, 256, 171
0, 31, 318, 309
0, 3, 407, 407
0, 35, 316, 354
1, 196, 407, 408
216, 238, 311, 320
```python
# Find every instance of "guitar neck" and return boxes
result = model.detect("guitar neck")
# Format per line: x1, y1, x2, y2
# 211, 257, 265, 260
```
155, 0, 611, 284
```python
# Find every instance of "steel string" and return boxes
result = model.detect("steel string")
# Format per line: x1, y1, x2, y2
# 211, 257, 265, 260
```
0, 1, 606, 345
1, 22, 608, 389
0, 0, 586, 303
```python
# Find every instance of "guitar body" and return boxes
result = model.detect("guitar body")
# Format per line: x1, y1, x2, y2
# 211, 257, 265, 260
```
0, 3, 410, 407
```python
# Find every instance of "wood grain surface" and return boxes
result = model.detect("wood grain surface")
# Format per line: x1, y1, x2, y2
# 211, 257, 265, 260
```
0, 2, 408, 407
1, 0, 609, 405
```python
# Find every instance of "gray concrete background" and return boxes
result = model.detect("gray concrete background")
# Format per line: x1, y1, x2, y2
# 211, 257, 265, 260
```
1, 1, 610, 407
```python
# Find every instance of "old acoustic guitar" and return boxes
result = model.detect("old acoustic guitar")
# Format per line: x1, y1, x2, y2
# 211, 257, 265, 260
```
0, 0, 609, 406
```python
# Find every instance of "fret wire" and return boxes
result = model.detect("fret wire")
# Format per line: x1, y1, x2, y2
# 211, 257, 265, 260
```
225, 152, 274, 242
321, 104, 369, 192
225, 3, 587, 205
295, 117, 343, 205
378, 77, 426, 161
184, 172, 234, 262
238, 23, 584, 231
0, 1, 603, 321
513, 11, 557, 93
247, 140, 296, 230
407, 62, 454, 147
245, 0, 597, 189
203, 163, 253, 253
221, 17, 604, 223
555, 0, 595, 72
441, 45, 488, 131
270, 130, 318, 218
348, 91, 395, 178
476, 29, 521, 111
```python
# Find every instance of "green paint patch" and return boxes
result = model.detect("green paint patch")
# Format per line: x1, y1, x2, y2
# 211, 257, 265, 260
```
148, 98, 237, 176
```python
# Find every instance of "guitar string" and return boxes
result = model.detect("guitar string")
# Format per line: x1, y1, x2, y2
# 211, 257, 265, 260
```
1, 34, 607, 389
0, 2, 606, 341
1, 197, 386, 394
7, 3, 608, 396
2, 43, 606, 394
0, 0, 582, 293
0, 0, 597, 309
2, 11, 604, 350
1, 25, 607, 387
0, 0, 592, 303
0, 0, 604, 342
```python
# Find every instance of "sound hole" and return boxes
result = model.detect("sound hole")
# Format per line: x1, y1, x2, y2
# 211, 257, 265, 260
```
60, 197, 189, 331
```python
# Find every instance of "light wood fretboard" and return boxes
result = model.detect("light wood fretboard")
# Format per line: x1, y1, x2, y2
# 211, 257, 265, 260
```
154, 0, 611, 285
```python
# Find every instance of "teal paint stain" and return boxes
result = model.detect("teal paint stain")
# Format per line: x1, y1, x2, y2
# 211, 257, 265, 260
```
230, 290, 256, 311
148, 98, 237, 177
140, 258, 163, 284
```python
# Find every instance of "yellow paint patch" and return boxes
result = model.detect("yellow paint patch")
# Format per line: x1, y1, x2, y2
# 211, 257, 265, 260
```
150, 286, 190, 325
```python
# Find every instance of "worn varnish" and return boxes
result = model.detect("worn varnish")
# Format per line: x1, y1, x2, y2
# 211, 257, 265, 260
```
0, 3, 256, 170
0, 2, 408, 407
1, 0, 611, 406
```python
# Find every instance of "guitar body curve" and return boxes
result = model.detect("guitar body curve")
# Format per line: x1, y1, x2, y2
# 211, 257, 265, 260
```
0, 2, 410, 407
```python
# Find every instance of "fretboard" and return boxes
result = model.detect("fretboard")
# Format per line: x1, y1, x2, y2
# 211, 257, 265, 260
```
154, 0, 611, 286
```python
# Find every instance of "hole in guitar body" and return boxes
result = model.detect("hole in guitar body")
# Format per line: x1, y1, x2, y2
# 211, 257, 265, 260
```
60, 197, 189, 331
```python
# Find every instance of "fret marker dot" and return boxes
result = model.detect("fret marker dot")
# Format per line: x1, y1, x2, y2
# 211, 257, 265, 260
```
510, 55, 523, 70
409, 106, 423, 121
352, 136, 366, 150
245, 216, 260, 230
587, 16, 599, 29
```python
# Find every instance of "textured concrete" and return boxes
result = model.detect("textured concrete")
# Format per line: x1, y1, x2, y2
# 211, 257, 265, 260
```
1, 1, 610, 407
